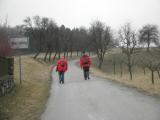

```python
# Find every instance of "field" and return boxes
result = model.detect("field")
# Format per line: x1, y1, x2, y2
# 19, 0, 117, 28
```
91, 49, 160, 96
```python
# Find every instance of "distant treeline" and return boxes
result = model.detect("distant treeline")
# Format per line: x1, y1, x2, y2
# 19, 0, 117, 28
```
0, 15, 160, 69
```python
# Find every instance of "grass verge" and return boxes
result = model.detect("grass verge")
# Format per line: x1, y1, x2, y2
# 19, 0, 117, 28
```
0, 56, 51, 120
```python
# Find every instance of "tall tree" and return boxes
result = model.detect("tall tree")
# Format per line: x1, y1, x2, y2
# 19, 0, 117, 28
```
45, 20, 58, 61
119, 23, 137, 80
89, 20, 113, 68
139, 24, 159, 52
24, 16, 43, 58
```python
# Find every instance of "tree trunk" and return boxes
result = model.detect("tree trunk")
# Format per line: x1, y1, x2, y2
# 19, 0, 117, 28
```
34, 51, 40, 59
48, 49, 52, 62
58, 51, 61, 59
113, 62, 116, 75
147, 45, 150, 52
67, 50, 69, 58
70, 50, 73, 58
129, 68, 133, 80
157, 70, 160, 79
147, 39, 150, 52
151, 70, 154, 84
77, 50, 79, 56
34, 39, 42, 59
120, 63, 123, 77
44, 49, 49, 61
143, 68, 146, 75
64, 52, 66, 58
98, 59, 103, 68
128, 64, 133, 80
127, 54, 132, 80
50, 52, 57, 64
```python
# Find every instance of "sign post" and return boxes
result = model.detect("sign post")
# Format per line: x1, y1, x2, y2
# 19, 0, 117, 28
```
19, 55, 22, 84
10, 37, 29, 84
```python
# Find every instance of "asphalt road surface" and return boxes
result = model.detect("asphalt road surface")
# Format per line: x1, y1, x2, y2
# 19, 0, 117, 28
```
41, 60, 160, 120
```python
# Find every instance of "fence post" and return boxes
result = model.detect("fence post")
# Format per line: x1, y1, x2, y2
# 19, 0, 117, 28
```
19, 55, 22, 84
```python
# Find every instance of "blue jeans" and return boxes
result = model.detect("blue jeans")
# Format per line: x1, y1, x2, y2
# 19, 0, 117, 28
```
83, 67, 90, 80
58, 72, 65, 84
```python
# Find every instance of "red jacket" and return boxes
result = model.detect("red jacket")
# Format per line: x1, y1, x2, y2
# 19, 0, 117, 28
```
80, 55, 92, 68
56, 58, 68, 72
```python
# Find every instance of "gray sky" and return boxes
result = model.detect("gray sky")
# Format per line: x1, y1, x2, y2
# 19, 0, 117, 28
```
0, 0, 160, 29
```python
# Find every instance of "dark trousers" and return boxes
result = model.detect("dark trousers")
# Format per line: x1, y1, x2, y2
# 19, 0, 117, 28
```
83, 67, 90, 80
58, 72, 65, 84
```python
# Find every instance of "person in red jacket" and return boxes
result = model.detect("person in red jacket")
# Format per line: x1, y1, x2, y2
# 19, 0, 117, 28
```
80, 51, 92, 80
56, 56, 68, 84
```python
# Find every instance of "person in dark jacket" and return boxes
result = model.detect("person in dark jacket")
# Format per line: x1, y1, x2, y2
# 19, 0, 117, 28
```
80, 51, 92, 80
56, 56, 68, 84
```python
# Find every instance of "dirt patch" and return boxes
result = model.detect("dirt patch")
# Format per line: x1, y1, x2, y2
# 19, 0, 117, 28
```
0, 56, 51, 120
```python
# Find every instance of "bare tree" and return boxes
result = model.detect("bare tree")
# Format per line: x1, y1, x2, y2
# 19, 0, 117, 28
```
24, 16, 58, 60
47, 21, 58, 61
157, 65, 160, 79
90, 20, 113, 68
139, 52, 160, 84
116, 53, 126, 77
61, 27, 72, 58
70, 27, 90, 57
42, 18, 57, 61
139, 24, 159, 52
119, 23, 137, 80
24, 16, 43, 58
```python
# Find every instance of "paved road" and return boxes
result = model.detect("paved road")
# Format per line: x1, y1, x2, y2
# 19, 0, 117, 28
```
41, 60, 160, 120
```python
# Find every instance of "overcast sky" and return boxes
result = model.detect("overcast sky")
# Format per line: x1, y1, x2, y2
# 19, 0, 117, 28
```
0, 0, 160, 29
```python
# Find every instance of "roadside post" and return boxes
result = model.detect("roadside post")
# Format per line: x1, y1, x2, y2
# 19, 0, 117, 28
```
10, 37, 29, 84
19, 55, 22, 84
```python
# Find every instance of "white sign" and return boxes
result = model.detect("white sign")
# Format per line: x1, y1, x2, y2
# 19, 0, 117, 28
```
10, 37, 29, 49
